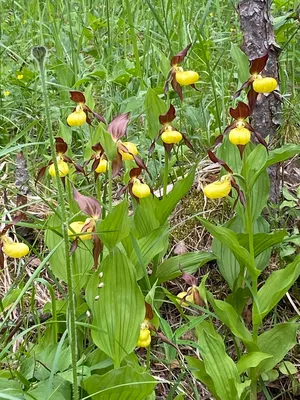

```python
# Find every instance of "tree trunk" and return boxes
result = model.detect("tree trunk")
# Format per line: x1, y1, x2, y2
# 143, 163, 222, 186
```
238, 0, 282, 203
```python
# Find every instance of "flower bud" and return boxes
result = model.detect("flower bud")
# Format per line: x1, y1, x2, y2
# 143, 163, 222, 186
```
229, 127, 251, 146
175, 70, 199, 86
253, 76, 277, 93
120, 142, 138, 161
203, 175, 232, 199
132, 179, 151, 199
95, 159, 108, 173
2, 240, 29, 258
32, 46, 47, 64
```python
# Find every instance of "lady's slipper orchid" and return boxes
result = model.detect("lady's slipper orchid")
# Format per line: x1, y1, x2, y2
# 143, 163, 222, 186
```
164, 43, 199, 101
67, 91, 105, 127
176, 270, 204, 307
119, 142, 138, 161
136, 320, 151, 348
120, 168, 151, 201
36, 138, 84, 184
68, 220, 93, 240
0, 216, 29, 267
150, 104, 193, 156
217, 102, 268, 151
234, 53, 278, 113
72, 188, 102, 267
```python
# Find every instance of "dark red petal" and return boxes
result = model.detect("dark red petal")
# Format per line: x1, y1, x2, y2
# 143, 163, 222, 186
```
159, 104, 176, 125
181, 133, 194, 151
170, 43, 192, 66
229, 102, 250, 120
92, 111, 106, 125
214, 134, 224, 145
129, 167, 142, 178
133, 155, 151, 178
148, 141, 156, 156
69, 91, 86, 103
55, 137, 68, 154
70, 239, 78, 255
190, 83, 200, 92
92, 158, 100, 172
249, 53, 268, 74
207, 150, 233, 173
252, 130, 268, 149
164, 70, 173, 98
224, 122, 237, 135
233, 78, 252, 99
35, 166, 47, 184
171, 75, 183, 101
0, 247, 4, 269
112, 153, 123, 177
92, 234, 103, 268
73, 188, 101, 218
63, 155, 72, 163
247, 88, 258, 115
107, 113, 130, 141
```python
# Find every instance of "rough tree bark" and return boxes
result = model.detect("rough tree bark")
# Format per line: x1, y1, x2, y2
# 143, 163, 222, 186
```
238, 0, 282, 203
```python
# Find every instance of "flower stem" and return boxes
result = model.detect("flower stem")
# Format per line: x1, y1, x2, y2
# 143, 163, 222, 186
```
108, 161, 113, 212
34, 48, 78, 400
163, 149, 169, 198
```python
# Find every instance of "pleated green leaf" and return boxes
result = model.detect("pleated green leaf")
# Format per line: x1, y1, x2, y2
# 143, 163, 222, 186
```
253, 255, 300, 323
237, 352, 272, 374
156, 252, 215, 283
85, 248, 145, 366
45, 214, 93, 291
83, 365, 156, 400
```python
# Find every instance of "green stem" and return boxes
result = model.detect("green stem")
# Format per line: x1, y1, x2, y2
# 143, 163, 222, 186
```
108, 161, 113, 212
35, 49, 78, 400
163, 149, 169, 198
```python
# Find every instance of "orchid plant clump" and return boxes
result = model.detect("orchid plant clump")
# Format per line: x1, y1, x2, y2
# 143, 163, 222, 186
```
1, 37, 299, 400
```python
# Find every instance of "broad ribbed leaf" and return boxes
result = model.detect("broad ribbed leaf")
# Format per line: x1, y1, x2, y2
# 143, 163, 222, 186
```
156, 252, 215, 283
98, 124, 118, 161
85, 248, 144, 366
45, 215, 93, 291
242, 145, 268, 190
237, 352, 272, 374
99, 201, 130, 249
253, 255, 300, 323
197, 322, 240, 400
257, 323, 298, 374
265, 144, 300, 168
83, 365, 156, 400
130, 226, 168, 280
133, 196, 160, 238
238, 230, 288, 259
155, 167, 196, 224
230, 44, 249, 84
144, 88, 167, 140
207, 293, 255, 350
198, 217, 258, 277
185, 357, 218, 399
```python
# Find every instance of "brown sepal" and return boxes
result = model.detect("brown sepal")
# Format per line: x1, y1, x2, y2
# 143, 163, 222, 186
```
92, 158, 100, 172
159, 104, 176, 125
129, 167, 142, 179
164, 69, 173, 98
229, 102, 250, 120
145, 302, 154, 320
181, 133, 194, 151
92, 234, 102, 269
69, 91, 86, 103
237, 144, 246, 159
190, 83, 200, 92
72, 163, 85, 174
148, 141, 156, 156
55, 137, 68, 154
244, 122, 268, 149
170, 43, 192, 66
1, 215, 23, 236
116, 184, 128, 200
70, 239, 78, 255
192, 288, 204, 307
92, 143, 104, 154
86, 113, 92, 125
231, 181, 246, 207
164, 142, 174, 156
171, 75, 183, 101
107, 112, 130, 141
247, 88, 258, 115
249, 53, 268, 74
112, 152, 123, 177
73, 188, 101, 218
0, 246, 4, 270
207, 150, 233, 173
